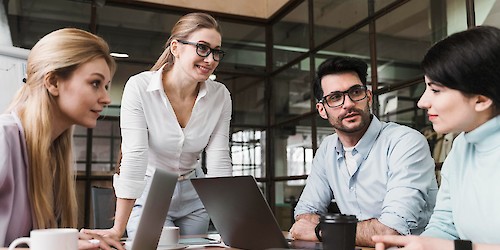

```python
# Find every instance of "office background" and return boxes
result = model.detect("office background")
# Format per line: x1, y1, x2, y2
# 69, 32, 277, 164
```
2, 0, 499, 230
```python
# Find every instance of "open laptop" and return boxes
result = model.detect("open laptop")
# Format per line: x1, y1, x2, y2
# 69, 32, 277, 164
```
125, 168, 178, 250
191, 176, 292, 250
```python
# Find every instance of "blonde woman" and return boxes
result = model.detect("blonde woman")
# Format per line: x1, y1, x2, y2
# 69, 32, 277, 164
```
0, 28, 123, 250
85, 12, 232, 240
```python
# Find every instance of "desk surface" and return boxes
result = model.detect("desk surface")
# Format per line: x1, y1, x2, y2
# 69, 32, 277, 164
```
179, 232, 374, 250
2, 244, 373, 250
2, 245, 373, 249
2, 233, 374, 250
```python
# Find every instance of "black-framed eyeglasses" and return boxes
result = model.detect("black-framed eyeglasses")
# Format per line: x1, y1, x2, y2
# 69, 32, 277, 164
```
177, 40, 225, 62
319, 85, 368, 108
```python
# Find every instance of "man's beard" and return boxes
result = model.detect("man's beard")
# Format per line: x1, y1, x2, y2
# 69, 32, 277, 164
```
327, 104, 371, 134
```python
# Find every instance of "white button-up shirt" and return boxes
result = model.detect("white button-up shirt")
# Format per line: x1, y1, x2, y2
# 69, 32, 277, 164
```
114, 66, 232, 199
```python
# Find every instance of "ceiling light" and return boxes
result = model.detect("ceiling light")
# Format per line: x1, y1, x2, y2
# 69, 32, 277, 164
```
110, 52, 129, 58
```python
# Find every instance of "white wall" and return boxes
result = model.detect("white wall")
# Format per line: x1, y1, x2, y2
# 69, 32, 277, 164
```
0, 46, 29, 113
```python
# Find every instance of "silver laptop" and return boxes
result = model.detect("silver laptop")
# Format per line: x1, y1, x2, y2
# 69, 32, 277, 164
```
191, 176, 290, 250
126, 168, 178, 250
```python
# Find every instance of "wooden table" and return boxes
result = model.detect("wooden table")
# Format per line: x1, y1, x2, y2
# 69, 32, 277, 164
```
2, 243, 374, 250
179, 232, 374, 249
2, 233, 374, 249
2, 245, 373, 249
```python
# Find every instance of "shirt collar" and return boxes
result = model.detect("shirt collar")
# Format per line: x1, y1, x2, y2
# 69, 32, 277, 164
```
196, 80, 208, 101
146, 64, 166, 92
335, 115, 381, 161
146, 64, 209, 101
463, 114, 500, 152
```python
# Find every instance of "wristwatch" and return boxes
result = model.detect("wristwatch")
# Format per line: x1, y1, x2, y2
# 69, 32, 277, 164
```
314, 223, 322, 242
454, 240, 472, 250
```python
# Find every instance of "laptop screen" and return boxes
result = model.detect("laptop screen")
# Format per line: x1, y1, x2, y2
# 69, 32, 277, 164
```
127, 168, 178, 250
191, 176, 289, 250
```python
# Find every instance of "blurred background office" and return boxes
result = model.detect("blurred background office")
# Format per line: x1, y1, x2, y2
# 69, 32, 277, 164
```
1, 0, 499, 231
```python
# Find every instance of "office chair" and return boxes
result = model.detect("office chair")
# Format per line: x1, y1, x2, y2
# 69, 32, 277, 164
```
91, 186, 116, 229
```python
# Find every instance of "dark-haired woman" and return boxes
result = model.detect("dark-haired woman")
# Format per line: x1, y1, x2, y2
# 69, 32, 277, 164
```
373, 26, 500, 250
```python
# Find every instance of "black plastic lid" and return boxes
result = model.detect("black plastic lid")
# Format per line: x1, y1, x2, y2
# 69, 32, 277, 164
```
320, 213, 357, 223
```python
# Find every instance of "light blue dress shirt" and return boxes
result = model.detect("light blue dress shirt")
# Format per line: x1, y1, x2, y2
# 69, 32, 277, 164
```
421, 115, 500, 244
295, 116, 438, 235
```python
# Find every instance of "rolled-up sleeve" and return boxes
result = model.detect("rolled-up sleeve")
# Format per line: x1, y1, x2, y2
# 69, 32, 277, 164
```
294, 139, 334, 218
379, 130, 437, 235
205, 88, 232, 177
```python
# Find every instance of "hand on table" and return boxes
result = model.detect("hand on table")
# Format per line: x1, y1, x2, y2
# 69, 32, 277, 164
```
289, 218, 319, 241
81, 227, 123, 241
372, 235, 453, 250
78, 229, 125, 250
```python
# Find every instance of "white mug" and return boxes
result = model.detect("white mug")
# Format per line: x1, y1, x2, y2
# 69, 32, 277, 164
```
158, 226, 180, 246
8, 228, 78, 250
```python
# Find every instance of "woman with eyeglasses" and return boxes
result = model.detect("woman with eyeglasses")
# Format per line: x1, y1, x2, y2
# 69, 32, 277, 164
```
372, 26, 500, 250
84, 12, 232, 239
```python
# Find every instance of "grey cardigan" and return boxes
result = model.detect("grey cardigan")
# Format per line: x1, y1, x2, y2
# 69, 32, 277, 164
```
0, 112, 32, 246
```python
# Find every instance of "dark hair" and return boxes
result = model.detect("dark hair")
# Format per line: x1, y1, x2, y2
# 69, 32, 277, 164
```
422, 25, 500, 107
313, 56, 368, 101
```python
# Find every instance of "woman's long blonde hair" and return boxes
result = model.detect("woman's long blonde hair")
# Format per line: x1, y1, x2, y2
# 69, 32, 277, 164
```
151, 12, 221, 71
7, 28, 116, 229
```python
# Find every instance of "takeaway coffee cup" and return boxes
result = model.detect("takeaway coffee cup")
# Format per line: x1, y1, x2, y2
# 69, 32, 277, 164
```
8, 228, 78, 250
320, 213, 357, 250
158, 226, 180, 247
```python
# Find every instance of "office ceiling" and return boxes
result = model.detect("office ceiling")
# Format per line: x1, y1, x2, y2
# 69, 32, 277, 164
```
131, 0, 292, 19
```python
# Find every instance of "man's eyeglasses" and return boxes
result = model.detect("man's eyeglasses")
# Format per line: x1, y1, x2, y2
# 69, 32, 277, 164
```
177, 40, 225, 62
319, 85, 368, 108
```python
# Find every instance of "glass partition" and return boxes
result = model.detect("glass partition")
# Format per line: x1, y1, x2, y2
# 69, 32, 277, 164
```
375, 0, 432, 86
97, 5, 180, 63
319, 25, 370, 58
74, 120, 120, 175
378, 82, 427, 129
224, 75, 267, 126
272, 115, 314, 230
313, 0, 368, 47
231, 128, 265, 177
273, 1, 309, 69
218, 21, 266, 74
74, 127, 88, 173
315, 114, 335, 149
274, 116, 314, 179
8, 0, 90, 48
272, 58, 312, 124
374, 0, 405, 12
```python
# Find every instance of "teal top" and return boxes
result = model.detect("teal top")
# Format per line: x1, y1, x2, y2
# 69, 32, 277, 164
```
421, 115, 500, 244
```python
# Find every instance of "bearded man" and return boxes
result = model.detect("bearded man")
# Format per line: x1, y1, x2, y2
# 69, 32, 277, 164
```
289, 56, 438, 247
